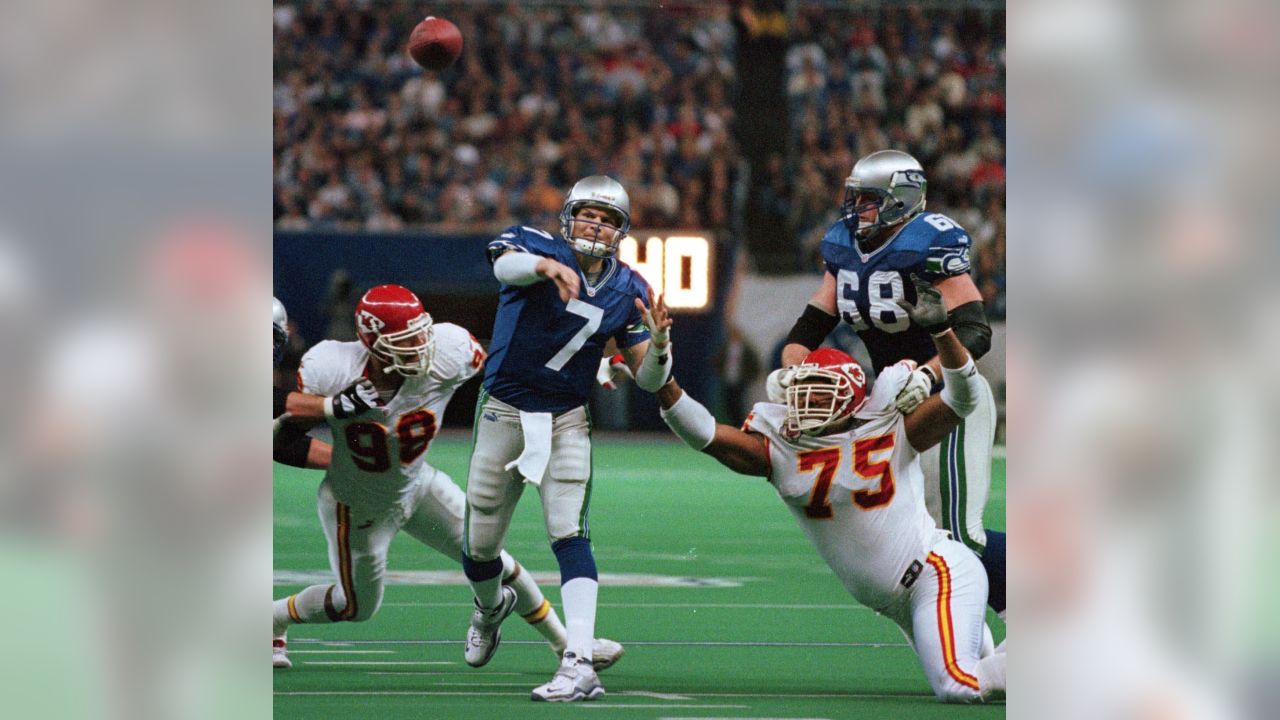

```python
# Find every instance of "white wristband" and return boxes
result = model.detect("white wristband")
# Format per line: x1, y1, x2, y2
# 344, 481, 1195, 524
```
634, 342, 672, 391
940, 358, 983, 417
322, 395, 337, 420
493, 251, 543, 286
660, 391, 717, 450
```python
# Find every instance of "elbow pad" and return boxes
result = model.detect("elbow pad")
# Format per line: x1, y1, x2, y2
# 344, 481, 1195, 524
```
785, 303, 839, 350
493, 251, 543, 286
949, 301, 992, 360
634, 342, 672, 392
660, 391, 717, 450
940, 358, 985, 417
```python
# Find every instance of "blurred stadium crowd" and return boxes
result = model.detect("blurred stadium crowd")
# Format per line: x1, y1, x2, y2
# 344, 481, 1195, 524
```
272, 0, 1003, 317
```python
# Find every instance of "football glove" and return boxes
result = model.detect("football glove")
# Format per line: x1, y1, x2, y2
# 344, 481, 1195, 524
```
766, 366, 801, 404
324, 379, 381, 420
596, 354, 631, 389
894, 367, 934, 415
894, 275, 951, 334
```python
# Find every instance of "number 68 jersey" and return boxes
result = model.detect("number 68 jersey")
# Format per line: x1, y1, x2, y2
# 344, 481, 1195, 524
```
743, 363, 947, 611
821, 212, 972, 374
297, 323, 485, 509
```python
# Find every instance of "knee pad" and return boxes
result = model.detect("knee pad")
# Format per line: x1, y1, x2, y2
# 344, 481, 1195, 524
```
551, 536, 597, 584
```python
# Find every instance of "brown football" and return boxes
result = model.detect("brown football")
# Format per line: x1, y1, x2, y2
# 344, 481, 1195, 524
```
407, 16, 463, 71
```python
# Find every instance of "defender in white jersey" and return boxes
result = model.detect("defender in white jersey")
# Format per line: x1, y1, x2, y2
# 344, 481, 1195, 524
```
658, 280, 1005, 703
271, 285, 622, 672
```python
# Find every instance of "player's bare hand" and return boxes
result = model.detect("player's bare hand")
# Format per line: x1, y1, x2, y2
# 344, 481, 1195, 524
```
894, 274, 950, 333
537, 258, 580, 303
636, 288, 672, 348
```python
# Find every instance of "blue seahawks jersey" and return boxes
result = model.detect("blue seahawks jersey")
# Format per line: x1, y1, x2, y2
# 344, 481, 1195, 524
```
484, 225, 652, 413
821, 212, 973, 374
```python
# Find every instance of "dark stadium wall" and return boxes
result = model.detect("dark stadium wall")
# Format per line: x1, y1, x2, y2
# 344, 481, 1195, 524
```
274, 230, 738, 431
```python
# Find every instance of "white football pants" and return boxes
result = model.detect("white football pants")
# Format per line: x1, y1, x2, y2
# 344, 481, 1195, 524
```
920, 373, 997, 552
463, 390, 592, 562
884, 538, 994, 703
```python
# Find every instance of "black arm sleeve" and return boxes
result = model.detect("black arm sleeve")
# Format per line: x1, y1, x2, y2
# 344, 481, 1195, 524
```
948, 301, 992, 360
784, 303, 840, 350
273, 432, 314, 468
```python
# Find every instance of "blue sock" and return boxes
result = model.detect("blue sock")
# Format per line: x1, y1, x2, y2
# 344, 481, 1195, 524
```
462, 555, 504, 582
551, 536, 598, 583
980, 529, 1006, 614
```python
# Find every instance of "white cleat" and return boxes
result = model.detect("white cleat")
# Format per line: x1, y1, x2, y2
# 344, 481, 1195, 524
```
465, 586, 518, 667
272, 636, 292, 669
589, 638, 624, 671
531, 651, 605, 702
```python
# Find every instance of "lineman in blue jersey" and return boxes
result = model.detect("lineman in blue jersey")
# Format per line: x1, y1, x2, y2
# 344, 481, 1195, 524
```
774, 150, 1005, 622
462, 175, 674, 702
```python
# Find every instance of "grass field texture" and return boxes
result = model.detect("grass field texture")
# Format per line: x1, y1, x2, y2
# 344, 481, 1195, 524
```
274, 434, 1006, 719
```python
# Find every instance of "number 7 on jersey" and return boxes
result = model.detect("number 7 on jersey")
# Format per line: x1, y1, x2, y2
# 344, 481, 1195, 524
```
545, 299, 604, 371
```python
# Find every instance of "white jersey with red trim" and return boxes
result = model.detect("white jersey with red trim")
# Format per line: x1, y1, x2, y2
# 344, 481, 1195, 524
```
298, 323, 485, 508
743, 362, 946, 611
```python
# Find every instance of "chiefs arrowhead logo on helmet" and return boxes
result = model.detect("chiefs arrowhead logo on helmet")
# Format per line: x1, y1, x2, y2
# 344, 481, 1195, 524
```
354, 284, 436, 376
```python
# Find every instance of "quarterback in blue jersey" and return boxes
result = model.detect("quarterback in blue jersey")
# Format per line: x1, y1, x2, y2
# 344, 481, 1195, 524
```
774, 150, 1005, 621
462, 175, 673, 702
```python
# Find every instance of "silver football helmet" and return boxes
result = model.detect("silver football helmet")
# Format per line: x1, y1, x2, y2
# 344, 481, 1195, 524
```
559, 175, 631, 259
841, 150, 927, 243
273, 296, 289, 367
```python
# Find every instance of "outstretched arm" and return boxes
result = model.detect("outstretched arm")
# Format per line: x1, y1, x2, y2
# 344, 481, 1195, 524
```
625, 289, 673, 392
656, 379, 771, 478
896, 277, 988, 452
492, 249, 581, 303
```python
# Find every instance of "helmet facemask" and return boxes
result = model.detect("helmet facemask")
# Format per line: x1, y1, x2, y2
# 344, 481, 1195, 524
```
784, 364, 866, 437
841, 168, 927, 242
560, 202, 629, 259
368, 313, 436, 377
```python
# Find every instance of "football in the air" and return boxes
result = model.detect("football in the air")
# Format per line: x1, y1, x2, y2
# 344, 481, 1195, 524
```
408, 16, 463, 71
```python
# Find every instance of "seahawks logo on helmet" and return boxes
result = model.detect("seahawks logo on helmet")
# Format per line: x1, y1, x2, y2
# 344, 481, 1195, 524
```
896, 170, 926, 189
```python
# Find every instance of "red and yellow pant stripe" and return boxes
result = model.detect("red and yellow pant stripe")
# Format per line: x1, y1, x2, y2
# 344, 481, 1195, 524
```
323, 503, 359, 622
926, 552, 980, 691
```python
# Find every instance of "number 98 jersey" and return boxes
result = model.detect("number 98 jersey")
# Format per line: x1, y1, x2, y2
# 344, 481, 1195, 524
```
297, 323, 485, 508
821, 213, 972, 374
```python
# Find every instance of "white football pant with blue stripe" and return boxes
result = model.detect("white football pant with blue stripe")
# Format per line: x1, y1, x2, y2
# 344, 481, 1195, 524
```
920, 374, 996, 553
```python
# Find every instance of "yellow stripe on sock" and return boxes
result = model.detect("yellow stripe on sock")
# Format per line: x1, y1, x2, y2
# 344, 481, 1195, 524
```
286, 594, 302, 623
522, 599, 551, 624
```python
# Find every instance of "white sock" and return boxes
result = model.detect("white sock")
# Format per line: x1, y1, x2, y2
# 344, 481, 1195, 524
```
527, 604, 568, 656
274, 584, 341, 629
560, 577, 597, 661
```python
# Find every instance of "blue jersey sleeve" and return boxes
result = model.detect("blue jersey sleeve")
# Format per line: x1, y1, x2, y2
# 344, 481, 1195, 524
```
486, 225, 562, 264
615, 272, 651, 349
916, 215, 973, 282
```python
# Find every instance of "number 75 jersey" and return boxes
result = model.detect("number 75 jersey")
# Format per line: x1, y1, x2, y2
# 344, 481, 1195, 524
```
821, 213, 972, 374
743, 363, 944, 611
297, 323, 485, 508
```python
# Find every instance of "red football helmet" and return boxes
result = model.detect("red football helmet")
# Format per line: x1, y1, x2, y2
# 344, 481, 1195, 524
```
784, 347, 868, 437
354, 284, 435, 376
